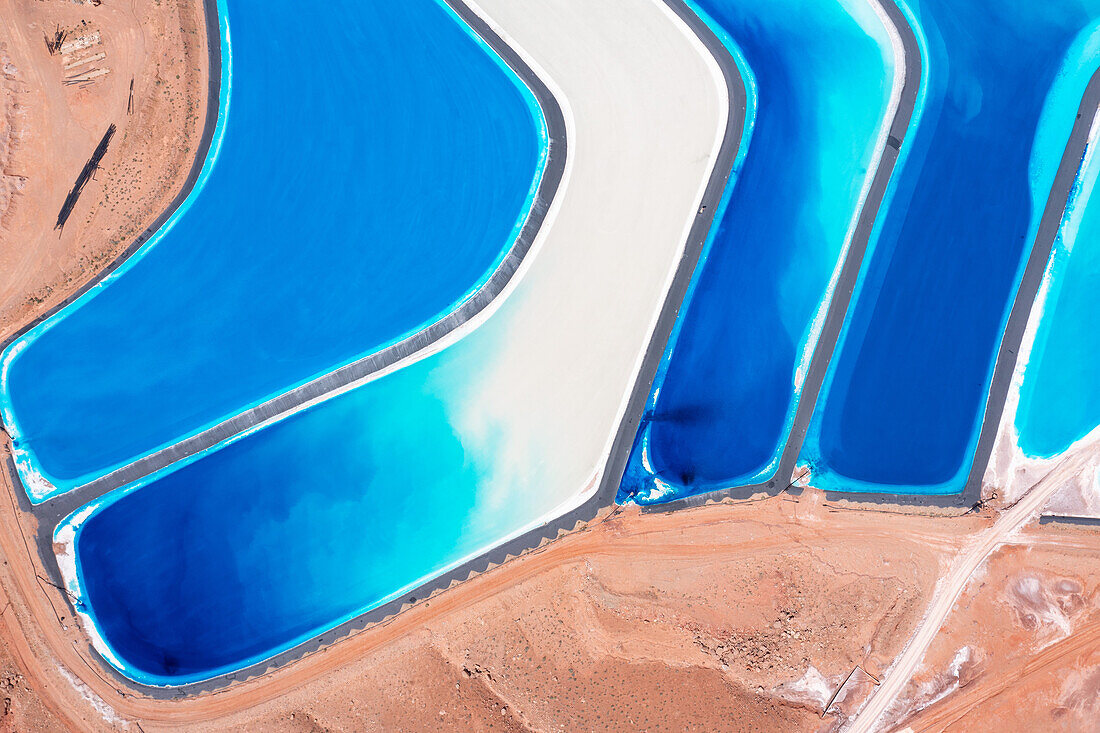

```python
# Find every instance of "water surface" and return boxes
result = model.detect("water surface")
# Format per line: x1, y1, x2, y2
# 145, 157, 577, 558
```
1016, 120, 1100, 458
1, 0, 545, 499
619, 0, 896, 503
57, 0, 727, 684
66, 349, 549, 684
803, 0, 1100, 494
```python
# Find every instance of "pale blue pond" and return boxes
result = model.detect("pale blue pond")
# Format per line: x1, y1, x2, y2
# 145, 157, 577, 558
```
0, 0, 545, 499
1016, 121, 1100, 458
40, 0, 1100, 693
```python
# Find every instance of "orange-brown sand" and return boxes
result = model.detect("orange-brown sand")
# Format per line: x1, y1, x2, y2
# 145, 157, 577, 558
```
0, 476, 977, 731
886, 522, 1100, 733
0, 0, 206, 342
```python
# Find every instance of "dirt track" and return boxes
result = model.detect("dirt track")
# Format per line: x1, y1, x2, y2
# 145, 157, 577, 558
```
848, 446, 1100, 732
0, 468, 983, 730
880, 522, 1100, 733
904, 618, 1100, 731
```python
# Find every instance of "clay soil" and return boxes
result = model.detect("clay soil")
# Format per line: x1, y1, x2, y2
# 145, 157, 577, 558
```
0, 0, 207, 341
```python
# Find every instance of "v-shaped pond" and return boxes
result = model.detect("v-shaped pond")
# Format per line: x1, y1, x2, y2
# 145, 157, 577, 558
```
0, 0, 547, 500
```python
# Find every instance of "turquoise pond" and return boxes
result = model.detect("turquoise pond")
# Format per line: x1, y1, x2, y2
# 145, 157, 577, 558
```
618, 0, 897, 504
0, 0, 545, 499
62, 341, 565, 685
1015, 121, 1100, 459
801, 0, 1100, 494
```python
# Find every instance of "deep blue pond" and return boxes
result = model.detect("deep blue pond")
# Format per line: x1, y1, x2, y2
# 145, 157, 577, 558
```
0, 0, 544, 499
618, 0, 897, 503
64, 352, 512, 684
802, 0, 1100, 494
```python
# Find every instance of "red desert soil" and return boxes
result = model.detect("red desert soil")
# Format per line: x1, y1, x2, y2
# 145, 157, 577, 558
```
0, 478, 978, 731
886, 523, 1100, 733
0, 0, 206, 342
2, 1, 1100, 731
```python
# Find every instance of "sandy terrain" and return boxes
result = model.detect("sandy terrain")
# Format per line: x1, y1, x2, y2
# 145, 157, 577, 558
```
0, 467, 1087, 732
0, 484, 984, 731
0, 0, 207, 342
884, 522, 1100, 732
846, 433, 1100, 732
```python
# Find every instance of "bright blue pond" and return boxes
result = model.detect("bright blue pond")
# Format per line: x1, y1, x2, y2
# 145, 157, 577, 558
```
0, 0, 544, 498
1016, 124, 1100, 458
618, 0, 896, 503
803, 0, 1100, 494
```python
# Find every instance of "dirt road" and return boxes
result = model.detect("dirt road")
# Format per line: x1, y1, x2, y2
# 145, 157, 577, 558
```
847, 447, 1096, 732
